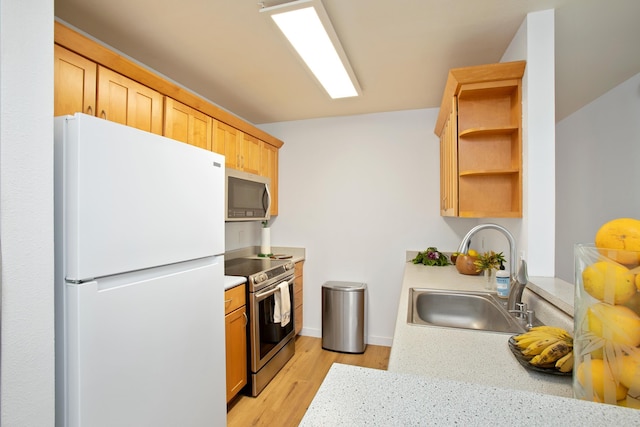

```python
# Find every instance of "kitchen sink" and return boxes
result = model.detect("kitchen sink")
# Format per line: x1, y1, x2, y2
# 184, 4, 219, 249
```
407, 288, 527, 334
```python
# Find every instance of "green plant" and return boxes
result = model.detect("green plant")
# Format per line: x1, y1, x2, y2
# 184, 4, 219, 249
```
473, 251, 506, 272
411, 247, 451, 267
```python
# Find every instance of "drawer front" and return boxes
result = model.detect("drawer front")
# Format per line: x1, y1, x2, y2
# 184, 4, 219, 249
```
224, 284, 245, 315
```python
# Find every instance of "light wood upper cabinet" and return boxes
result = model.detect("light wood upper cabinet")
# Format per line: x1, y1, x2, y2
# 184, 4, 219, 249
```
55, 21, 284, 218
214, 121, 262, 174
213, 121, 240, 169
96, 66, 164, 135
241, 133, 262, 175
214, 123, 279, 214
54, 44, 97, 117
164, 97, 213, 150
439, 99, 458, 216
434, 61, 525, 218
261, 143, 279, 216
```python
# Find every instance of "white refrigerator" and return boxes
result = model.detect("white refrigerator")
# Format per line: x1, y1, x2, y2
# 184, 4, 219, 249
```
54, 114, 226, 426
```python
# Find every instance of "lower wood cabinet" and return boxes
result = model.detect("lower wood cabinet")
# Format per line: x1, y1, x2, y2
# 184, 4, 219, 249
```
224, 284, 247, 403
294, 261, 304, 335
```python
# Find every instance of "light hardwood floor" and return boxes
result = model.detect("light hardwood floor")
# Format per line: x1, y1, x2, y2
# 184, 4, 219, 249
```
226, 335, 391, 426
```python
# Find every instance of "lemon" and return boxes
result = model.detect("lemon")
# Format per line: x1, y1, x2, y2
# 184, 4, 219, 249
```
623, 291, 640, 316
618, 354, 640, 390
587, 303, 640, 347
468, 249, 478, 257
618, 395, 640, 409
576, 359, 628, 402
595, 218, 640, 266
582, 261, 636, 304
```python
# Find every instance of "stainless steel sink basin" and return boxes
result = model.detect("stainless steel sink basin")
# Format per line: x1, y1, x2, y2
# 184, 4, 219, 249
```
407, 288, 527, 334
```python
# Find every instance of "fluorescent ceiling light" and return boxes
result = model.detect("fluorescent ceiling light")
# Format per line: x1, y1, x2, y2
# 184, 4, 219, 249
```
261, 0, 361, 99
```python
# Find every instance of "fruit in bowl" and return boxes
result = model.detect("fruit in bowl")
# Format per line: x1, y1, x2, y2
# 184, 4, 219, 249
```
455, 254, 480, 275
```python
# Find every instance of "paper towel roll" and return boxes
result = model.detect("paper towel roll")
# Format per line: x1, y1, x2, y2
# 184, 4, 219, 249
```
261, 227, 271, 255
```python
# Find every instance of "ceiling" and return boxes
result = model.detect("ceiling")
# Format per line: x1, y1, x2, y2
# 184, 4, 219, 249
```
54, 0, 640, 125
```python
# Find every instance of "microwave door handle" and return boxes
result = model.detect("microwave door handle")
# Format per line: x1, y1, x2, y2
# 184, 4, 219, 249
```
263, 184, 271, 217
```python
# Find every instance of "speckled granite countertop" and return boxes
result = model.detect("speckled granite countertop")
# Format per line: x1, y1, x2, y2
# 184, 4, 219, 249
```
300, 253, 638, 424
300, 364, 638, 426
224, 275, 246, 290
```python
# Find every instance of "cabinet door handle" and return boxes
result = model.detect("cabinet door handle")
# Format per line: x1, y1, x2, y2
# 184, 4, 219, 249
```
86, 105, 93, 116
100, 110, 107, 119
225, 298, 233, 304
243, 312, 248, 326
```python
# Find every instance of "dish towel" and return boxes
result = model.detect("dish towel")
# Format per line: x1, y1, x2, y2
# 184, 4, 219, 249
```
273, 281, 291, 327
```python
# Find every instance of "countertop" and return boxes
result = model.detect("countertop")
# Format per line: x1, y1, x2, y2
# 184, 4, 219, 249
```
224, 275, 246, 290
300, 255, 639, 424
300, 363, 638, 426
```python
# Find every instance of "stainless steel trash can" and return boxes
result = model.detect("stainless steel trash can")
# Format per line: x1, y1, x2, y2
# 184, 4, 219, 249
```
322, 281, 366, 353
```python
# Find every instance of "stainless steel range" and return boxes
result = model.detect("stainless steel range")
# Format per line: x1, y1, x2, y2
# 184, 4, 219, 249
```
225, 257, 296, 396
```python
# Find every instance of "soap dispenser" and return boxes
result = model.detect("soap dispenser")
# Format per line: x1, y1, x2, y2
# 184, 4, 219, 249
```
495, 261, 510, 298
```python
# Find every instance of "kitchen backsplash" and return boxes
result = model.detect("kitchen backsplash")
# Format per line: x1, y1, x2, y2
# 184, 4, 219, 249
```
225, 221, 263, 252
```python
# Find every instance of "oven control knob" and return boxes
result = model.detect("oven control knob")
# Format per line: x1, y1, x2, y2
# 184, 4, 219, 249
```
284, 263, 294, 270
254, 273, 267, 283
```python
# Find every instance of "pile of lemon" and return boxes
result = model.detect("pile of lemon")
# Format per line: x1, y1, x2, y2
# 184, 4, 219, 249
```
575, 218, 640, 408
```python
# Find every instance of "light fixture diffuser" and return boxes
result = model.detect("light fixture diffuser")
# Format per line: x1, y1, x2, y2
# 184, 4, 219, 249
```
261, 0, 361, 99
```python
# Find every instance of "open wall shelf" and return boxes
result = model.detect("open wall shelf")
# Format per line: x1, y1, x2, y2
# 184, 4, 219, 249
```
434, 61, 525, 218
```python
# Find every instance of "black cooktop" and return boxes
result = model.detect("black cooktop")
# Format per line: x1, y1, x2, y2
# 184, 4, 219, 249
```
224, 258, 288, 278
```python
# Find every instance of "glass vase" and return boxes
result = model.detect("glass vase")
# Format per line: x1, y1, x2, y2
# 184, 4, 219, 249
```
484, 269, 495, 291
573, 244, 640, 409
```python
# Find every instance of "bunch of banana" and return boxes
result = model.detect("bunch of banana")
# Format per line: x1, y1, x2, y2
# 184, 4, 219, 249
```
513, 326, 574, 373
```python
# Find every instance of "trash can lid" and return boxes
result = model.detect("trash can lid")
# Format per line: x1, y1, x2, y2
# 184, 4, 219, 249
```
323, 281, 367, 291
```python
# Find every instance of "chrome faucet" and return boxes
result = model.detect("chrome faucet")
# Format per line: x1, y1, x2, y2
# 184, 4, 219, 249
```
457, 223, 520, 310
508, 259, 529, 313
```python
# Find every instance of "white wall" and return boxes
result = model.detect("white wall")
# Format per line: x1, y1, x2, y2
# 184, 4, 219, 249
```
555, 72, 640, 282
484, 9, 556, 277
0, 0, 55, 425
260, 109, 474, 344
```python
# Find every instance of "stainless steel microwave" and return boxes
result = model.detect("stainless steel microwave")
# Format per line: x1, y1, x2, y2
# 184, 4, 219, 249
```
225, 169, 271, 222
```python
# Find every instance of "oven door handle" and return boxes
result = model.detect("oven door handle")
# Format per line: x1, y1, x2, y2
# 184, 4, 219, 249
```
254, 279, 292, 302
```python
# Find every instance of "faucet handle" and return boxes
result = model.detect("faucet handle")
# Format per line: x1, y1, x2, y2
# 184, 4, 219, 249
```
515, 302, 527, 318
526, 309, 535, 329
